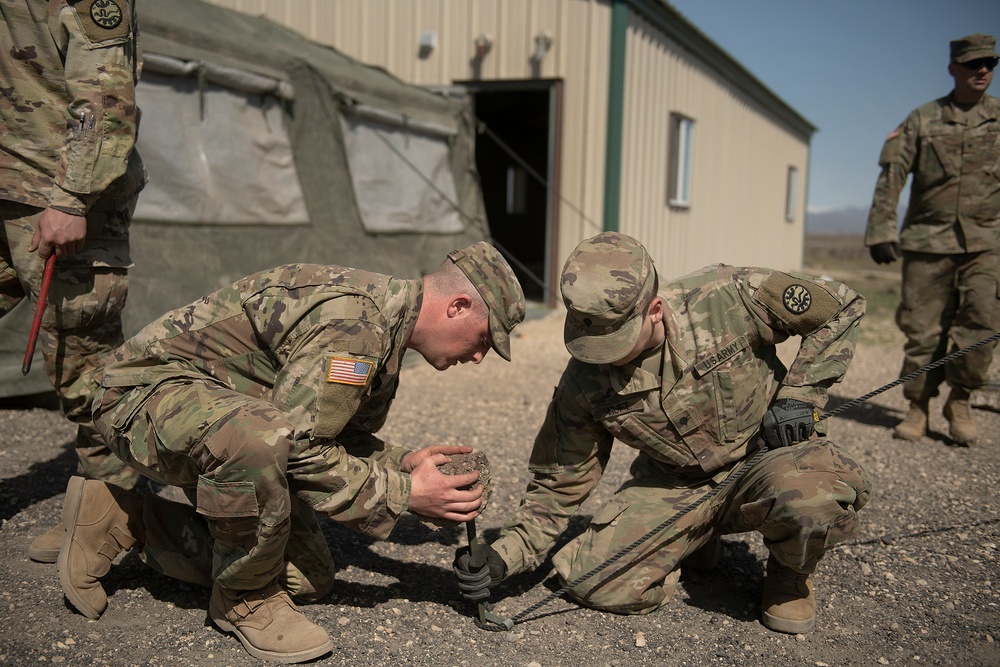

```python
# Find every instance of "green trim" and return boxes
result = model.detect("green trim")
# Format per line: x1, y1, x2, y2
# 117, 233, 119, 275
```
602, 0, 628, 233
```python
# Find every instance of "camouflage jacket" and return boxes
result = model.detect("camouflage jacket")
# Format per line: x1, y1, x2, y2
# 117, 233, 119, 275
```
865, 93, 1000, 253
97, 264, 421, 539
493, 265, 865, 575
0, 0, 145, 215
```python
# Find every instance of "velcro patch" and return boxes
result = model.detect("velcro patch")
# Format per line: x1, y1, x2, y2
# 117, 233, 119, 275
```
326, 356, 373, 386
756, 272, 839, 334
74, 0, 131, 43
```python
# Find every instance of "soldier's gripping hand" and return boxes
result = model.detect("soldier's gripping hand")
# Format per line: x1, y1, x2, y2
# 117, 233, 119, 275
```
453, 544, 506, 602
869, 242, 900, 265
761, 398, 819, 448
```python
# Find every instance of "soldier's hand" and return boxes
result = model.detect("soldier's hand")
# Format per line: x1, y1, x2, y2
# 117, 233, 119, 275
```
761, 398, 819, 448
453, 543, 506, 601
869, 242, 900, 265
29, 207, 87, 260
401, 444, 472, 473
408, 454, 482, 521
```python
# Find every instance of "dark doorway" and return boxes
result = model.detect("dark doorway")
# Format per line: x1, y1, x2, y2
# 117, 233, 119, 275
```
458, 80, 561, 305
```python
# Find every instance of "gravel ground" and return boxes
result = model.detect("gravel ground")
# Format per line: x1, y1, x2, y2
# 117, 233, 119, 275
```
1, 297, 999, 667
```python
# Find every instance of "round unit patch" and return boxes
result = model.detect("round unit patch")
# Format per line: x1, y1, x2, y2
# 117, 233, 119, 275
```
90, 0, 123, 29
781, 284, 812, 314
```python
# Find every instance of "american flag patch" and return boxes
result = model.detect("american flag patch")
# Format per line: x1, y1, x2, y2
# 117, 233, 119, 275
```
326, 356, 373, 386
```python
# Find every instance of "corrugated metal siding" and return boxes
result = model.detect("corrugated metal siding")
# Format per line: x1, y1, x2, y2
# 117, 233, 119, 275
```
619, 12, 808, 277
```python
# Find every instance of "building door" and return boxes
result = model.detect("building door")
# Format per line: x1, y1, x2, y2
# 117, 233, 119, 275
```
458, 80, 562, 305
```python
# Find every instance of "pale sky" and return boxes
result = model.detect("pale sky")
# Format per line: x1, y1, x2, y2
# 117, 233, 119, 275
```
667, 0, 999, 212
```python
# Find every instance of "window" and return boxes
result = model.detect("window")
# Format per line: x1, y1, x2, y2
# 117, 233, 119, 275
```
339, 109, 465, 234
134, 68, 308, 225
785, 166, 798, 222
668, 114, 694, 207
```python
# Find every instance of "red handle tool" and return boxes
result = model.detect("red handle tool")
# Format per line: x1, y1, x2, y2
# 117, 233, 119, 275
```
22, 253, 56, 375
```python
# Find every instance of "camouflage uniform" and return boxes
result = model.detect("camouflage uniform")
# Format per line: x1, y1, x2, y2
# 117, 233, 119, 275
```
93, 249, 524, 594
492, 249, 872, 613
0, 0, 145, 486
865, 75, 1000, 402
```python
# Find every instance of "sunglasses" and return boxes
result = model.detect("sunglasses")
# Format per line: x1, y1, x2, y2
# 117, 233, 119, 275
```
957, 57, 999, 71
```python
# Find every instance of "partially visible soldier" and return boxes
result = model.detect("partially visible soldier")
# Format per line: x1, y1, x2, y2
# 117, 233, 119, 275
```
58, 243, 525, 664
864, 33, 1000, 445
454, 232, 872, 635
0, 0, 146, 559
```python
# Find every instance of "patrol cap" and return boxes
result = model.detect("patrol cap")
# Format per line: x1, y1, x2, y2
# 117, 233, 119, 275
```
950, 33, 998, 63
448, 242, 526, 362
561, 232, 657, 364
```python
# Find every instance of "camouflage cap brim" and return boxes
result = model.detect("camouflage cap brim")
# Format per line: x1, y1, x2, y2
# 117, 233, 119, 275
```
564, 307, 644, 364
489, 311, 512, 362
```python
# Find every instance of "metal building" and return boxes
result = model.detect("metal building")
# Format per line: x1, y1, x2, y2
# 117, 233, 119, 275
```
202, 0, 815, 304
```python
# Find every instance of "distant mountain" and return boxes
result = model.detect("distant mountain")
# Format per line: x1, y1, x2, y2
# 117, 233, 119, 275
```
805, 207, 867, 235
806, 206, 906, 236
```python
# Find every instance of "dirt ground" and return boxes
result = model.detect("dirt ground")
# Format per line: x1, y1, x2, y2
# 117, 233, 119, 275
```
1, 239, 998, 667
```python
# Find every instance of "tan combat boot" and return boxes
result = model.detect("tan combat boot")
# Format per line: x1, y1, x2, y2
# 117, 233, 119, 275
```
209, 580, 334, 664
27, 521, 65, 563
943, 389, 978, 445
893, 401, 928, 441
761, 555, 815, 634
58, 476, 145, 619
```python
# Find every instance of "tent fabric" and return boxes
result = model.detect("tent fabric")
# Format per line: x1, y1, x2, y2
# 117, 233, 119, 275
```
0, 0, 489, 398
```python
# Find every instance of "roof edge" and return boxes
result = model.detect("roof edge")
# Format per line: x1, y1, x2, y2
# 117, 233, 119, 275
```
627, 0, 816, 139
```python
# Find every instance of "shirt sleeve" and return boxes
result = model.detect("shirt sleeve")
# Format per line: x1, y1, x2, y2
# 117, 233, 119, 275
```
864, 111, 918, 247
269, 319, 410, 540
744, 269, 867, 410
50, 0, 141, 214
492, 371, 613, 576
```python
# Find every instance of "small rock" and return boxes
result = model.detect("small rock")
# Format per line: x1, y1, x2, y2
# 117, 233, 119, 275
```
878, 658, 889, 665
634, 632, 646, 647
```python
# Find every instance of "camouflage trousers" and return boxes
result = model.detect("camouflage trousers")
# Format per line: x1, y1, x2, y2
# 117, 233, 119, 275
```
94, 379, 346, 594
551, 441, 872, 614
0, 201, 138, 487
897, 249, 1000, 402
129, 486, 334, 602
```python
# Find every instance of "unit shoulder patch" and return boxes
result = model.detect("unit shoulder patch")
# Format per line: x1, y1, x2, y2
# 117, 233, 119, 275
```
781, 283, 812, 314
756, 272, 839, 334
74, 0, 131, 44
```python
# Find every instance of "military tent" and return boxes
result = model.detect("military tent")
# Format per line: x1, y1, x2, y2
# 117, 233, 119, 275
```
1, 0, 490, 397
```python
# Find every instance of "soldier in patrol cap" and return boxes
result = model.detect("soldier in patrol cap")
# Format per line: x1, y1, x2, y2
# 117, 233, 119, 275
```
865, 33, 1000, 445
455, 232, 872, 634
1, 1, 146, 561
56, 242, 524, 664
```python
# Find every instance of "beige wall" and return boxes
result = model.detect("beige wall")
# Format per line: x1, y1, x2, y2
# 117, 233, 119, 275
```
201, 0, 809, 278
620, 12, 809, 277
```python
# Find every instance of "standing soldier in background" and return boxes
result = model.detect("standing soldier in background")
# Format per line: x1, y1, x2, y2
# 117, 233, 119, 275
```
0, 0, 146, 558
864, 33, 1000, 445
